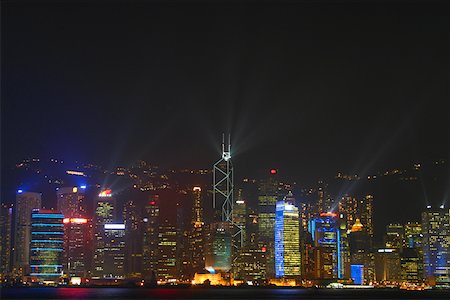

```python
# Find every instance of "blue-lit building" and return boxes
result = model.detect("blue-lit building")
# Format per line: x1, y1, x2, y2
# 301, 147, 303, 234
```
422, 207, 450, 285
274, 192, 300, 278
29, 209, 64, 283
309, 213, 342, 279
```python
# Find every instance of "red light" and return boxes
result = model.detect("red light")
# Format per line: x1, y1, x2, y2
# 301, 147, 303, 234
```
63, 217, 88, 224
149, 201, 156, 205
261, 247, 267, 252
270, 169, 277, 174
320, 212, 337, 218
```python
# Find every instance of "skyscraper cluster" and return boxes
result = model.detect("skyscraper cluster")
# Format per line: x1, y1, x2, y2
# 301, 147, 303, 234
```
0, 167, 449, 289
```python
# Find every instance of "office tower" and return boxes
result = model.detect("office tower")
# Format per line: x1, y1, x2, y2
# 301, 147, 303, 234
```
63, 217, 91, 279
339, 215, 351, 279
348, 219, 374, 284
157, 219, 177, 283
189, 187, 205, 276
402, 222, 423, 283
13, 191, 42, 277
176, 203, 190, 282
258, 169, 279, 278
57, 186, 86, 218
204, 222, 232, 274
274, 192, 300, 278
317, 181, 332, 214
103, 223, 126, 279
246, 209, 259, 249
422, 207, 450, 285
92, 189, 117, 279
338, 195, 358, 232
375, 249, 401, 283
0, 203, 13, 279
124, 199, 143, 279
309, 213, 342, 279
358, 195, 374, 237
233, 189, 246, 249
29, 209, 64, 283
385, 223, 405, 249
301, 231, 315, 279
143, 195, 160, 281
233, 248, 267, 282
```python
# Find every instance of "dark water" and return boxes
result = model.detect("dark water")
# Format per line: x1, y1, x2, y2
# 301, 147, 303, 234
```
1, 287, 449, 300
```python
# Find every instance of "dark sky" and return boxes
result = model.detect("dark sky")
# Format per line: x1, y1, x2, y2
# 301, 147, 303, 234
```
2, 0, 450, 184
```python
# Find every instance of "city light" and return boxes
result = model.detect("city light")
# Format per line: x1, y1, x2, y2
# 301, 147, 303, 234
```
98, 189, 112, 197
63, 218, 88, 224
193, 186, 201, 192
104, 223, 125, 229
17, 189, 23, 193
80, 185, 87, 189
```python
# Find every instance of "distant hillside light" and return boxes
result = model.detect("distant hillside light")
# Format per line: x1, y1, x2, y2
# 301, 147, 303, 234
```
270, 169, 277, 175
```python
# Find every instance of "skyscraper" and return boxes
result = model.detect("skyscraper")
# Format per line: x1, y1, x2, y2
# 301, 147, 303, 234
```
358, 195, 374, 237
0, 203, 13, 279
103, 223, 126, 279
309, 213, 342, 279
13, 191, 42, 277
57, 186, 86, 218
143, 194, 160, 281
385, 223, 405, 249
92, 189, 117, 279
29, 209, 64, 283
63, 217, 91, 279
204, 222, 232, 274
274, 192, 300, 278
258, 169, 279, 278
422, 207, 450, 285
157, 219, 177, 283
190, 187, 204, 275
123, 199, 143, 279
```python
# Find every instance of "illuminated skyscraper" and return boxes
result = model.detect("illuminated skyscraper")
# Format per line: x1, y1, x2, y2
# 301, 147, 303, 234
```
143, 195, 159, 280
124, 199, 143, 279
358, 195, 374, 237
57, 186, 86, 218
29, 210, 64, 283
92, 189, 117, 279
348, 219, 374, 284
233, 248, 267, 282
338, 195, 358, 232
204, 222, 232, 274
13, 191, 42, 277
401, 222, 423, 283
384, 223, 405, 249
309, 213, 342, 279
232, 189, 246, 249
422, 207, 450, 285
190, 187, 204, 274
103, 223, 126, 279
274, 192, 300, 278
63, 217, 91, 279
375, 248, 401, 283
258, 169, 279, 278
316, 181, 332, 214
0, 203, 13, 279
157, 219, 177, 283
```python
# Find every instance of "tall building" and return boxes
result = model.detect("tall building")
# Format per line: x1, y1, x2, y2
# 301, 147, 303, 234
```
358, 195, 374, 237
338, 195, 358, 232
63, 217, 91, 279
204, 222, 232, 274
384, 223, 405, 249
57, 186, 86, 218
92, 189, 117, 279
402, 222, 423, 283
422, 207, 450, 285
258, 169, 279, 278
123, 199, 143, 279
143, 195, 160, 280
157, 219, 177, 283
309, 213, 342, 279
29, 210, 64, 283
375, 248, 401, 283
103, 223, 126, 279
190, 187, 204, 274
316, 181, 332, 214
0, 203, 13, 278
233, 248, 267, 282
13, 191, 42, 277
274, 192, 300, 278
348, 219, 374, 284
233, 189, 246, 249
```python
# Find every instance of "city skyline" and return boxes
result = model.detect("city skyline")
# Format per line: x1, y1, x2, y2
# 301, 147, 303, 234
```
1, 0, 450, 294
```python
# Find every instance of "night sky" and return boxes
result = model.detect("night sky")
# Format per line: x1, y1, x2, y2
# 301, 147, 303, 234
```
2, 0, 450, 184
